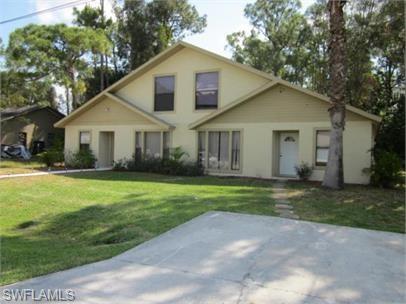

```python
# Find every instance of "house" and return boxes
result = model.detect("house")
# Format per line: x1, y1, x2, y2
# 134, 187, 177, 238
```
55, 41, 381, 184
1, 105, 65, 153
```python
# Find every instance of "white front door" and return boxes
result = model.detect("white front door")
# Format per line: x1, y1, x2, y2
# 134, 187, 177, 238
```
99, 132, 115, 168
279, 132, 299, 176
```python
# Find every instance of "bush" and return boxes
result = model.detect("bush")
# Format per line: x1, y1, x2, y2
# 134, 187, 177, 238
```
37, 150, 64, 167
66, 149, 97, 169
370, 151, 403, 188
294, 162, 313, 181
113, 147, 203, 177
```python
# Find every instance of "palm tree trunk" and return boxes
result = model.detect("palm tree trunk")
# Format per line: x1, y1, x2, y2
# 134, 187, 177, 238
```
322, 0, 347, 189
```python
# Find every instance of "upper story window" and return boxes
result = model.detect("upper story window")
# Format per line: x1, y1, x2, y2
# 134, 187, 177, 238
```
315, 130, 330, 166
195, 72, 219, 110
154, 75, 175, 111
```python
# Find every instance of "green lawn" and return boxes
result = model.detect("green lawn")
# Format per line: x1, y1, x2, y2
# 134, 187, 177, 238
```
0, 172, 275, 285
0, 159, 47, 175
1, 172, 404, 286
285, 182, 405, 233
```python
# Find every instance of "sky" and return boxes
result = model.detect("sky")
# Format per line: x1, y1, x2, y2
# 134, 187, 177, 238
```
1, 0, 314, 58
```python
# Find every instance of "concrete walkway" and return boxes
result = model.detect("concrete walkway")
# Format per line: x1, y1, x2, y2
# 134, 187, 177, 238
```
0, 167, 112, 179
272, 181, 299, 220
1, 212, 404, 303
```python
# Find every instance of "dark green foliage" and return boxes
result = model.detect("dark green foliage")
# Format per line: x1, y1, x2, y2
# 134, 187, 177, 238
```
37, 150, 64, 167
114, 146, 203, 176
115, 0, 207, 70
374, 94, 405, 161
0, 70, 56, 108
66, 149, 97, 169
294, 162, 313, 181
227, 0, 311, 85
114, 156, 203, 177
37, 134, 65, 167
370, 151, 403, 188
5, 23, 111, 111
228, 0, 405, 162
17, 220, 37, 229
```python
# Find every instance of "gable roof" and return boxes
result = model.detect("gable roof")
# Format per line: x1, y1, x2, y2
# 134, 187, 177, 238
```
189, 79, 381, 129
1, 105, 64, 122
55, 40, 381, 129
108, 41, 275, 92
54, 92, 174, 129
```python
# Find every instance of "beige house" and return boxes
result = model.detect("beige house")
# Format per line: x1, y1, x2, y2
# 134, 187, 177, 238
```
55, 42, 381, 184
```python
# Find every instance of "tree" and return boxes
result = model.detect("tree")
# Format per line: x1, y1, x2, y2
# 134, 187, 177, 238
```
344, 0, 377, 109
115, 0, 207, 70
0, 70, 56, 108
369, 0, 405, 160
304, 0, 329, 94
6, 24, 111, 112
226, 0, 312, 85
322, 0, 347, 189
73, 1, 113, 91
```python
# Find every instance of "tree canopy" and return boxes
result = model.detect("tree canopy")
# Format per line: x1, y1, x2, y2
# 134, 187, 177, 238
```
227, 0, 404, 160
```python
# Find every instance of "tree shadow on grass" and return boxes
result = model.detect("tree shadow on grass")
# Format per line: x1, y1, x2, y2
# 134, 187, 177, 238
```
61, 170, 274, 188
285, 181, 405, 233
3, 188, 275, 285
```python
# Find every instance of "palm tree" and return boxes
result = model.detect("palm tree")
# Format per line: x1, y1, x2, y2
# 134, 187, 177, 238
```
322, 0, 347, 189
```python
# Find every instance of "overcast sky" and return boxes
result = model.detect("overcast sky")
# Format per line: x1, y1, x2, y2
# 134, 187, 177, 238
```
1, 0, 314, 58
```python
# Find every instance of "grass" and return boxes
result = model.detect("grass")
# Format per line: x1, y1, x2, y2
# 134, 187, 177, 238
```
0, 171, 275, 285
285, 182, 405, 233
0, 159, 46, 175
1, 172, 404, 286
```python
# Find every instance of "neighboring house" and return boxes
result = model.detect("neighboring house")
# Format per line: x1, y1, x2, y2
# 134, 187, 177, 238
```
1, 105, 65, 153
55, 41, 381, 184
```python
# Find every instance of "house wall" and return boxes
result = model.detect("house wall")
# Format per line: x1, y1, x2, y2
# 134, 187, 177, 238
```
197, 85, 374, 184
115, 47, 269, 125
62, 48, 375, 184
1, 109, 64, 149
196, 121, 373, 184
64, 47, 269, 166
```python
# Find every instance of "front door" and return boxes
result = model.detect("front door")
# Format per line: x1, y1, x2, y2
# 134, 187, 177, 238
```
279, 132, 299, 176
99, 132, 115, 168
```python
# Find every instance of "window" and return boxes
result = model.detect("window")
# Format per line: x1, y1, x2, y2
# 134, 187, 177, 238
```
163, 132, 170, 159
47, 133, 55, 148
316, 130, 330, 166
154, 76, 175, 111
144, 132, 161, 158
197, 131, 206, 168
231, 131, 240, 170
79, 131, 90, 151
135, 132, 142, 161
18, 132, 27, 147
134, 131, 171, 160
195, 72, 219, 109
198, 130, 241, 171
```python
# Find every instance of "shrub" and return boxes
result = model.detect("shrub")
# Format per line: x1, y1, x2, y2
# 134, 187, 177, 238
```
370, 151, 403, 188
66, 149, 97, 169
37, 150, 64, 167
294, 162, 313, 181
113, 147, 203, 176
113, 158, 129, 170
169, 146, 189, 162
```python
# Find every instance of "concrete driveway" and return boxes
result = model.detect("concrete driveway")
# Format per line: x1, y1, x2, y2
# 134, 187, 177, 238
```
2, 212, 405, 303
